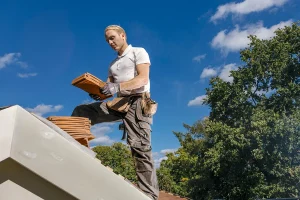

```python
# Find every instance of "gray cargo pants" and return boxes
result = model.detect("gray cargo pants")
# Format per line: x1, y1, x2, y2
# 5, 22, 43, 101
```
71, 97, 159, 200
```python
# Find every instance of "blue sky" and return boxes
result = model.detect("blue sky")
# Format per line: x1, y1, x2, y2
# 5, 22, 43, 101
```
1, 0, 299, 167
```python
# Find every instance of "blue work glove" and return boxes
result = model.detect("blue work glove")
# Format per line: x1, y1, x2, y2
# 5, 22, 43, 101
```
100, 82, 120, 96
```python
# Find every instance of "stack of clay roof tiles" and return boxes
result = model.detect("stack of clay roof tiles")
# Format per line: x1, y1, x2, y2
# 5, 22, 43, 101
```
47, 116, 95, 147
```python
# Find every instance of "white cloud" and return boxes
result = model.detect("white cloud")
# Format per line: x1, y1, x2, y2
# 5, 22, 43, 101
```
17, 61, 28, 69
154, 156, 168, 168
211, 20, 293, 55
0, 52, 31, 75
160, 149, 177, 154
193, 54, 206, 63
17, 73, 38, 78
191, 64, 238, 107
0, 53, 21, 69
188, 95, 207, 107
153, 148, 178, 168
91, 135, 114, 144
200, 67, 218, 79
82, 99, 96, 104
90, 123, 117, 146
211, 0, 289, 22
200, 63, 238, 83
218, 64, 238, 82
26, 104, 63, 116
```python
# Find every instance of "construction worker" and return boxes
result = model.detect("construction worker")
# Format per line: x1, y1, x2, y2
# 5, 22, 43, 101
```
71, 25, 159, 200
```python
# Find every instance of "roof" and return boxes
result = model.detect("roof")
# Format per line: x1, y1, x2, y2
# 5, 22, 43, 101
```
0, 105, 151, 200
159, 191, 187, 200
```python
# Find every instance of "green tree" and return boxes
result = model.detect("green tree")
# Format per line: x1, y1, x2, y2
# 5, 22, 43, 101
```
157, 122, 204, 197
159, 22, 300, 199
187, 110, 300, 199
92, 142, 137, 183
157, 147, 195, 197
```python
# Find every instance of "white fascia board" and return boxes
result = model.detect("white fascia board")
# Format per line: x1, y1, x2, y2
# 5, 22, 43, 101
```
0, 106, 17, 162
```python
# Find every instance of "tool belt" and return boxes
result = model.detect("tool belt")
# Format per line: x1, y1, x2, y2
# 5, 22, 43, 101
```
106, 92, 158, 116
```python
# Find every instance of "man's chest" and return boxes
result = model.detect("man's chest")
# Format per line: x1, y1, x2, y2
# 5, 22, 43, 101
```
110, 52, 136, 75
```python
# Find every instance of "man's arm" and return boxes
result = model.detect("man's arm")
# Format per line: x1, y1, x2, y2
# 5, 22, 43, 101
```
100, 48, 151, 96
119, 63, 150, 91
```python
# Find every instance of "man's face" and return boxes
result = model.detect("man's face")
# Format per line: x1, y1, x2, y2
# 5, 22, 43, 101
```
105, 30, 125, 51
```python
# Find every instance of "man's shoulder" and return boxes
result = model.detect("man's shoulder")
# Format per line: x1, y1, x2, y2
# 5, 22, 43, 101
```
131, 46, 145, 50
131, 46, 148, 53
130, 46, 150, 64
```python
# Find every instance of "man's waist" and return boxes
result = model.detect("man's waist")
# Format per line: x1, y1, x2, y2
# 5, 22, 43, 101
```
117, 91, 150, 98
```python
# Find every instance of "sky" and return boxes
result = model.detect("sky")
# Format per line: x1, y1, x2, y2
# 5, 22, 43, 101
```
0, 0, 299, 168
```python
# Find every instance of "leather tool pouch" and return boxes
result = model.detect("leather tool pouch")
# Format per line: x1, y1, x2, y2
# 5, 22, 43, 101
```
106, 97, 131, 113
141, 93, 158, 117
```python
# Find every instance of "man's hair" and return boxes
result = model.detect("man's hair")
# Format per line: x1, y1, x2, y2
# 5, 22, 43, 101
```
104, 25, 126, 37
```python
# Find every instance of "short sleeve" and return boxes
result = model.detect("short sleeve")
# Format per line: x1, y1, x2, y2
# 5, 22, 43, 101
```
108, 68, 112, 76
135, 48, 151, 65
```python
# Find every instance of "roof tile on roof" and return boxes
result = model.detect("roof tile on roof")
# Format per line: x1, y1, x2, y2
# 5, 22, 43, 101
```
159, 191, 187, 200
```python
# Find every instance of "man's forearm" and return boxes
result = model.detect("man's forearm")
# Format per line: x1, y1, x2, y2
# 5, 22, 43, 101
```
120, 76, 148, 91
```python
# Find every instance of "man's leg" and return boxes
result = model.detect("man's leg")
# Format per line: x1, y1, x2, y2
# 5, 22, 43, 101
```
71, 101, 123, 125
123, 98, 159, 200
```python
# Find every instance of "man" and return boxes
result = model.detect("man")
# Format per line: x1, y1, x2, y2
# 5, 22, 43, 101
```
71, 25, 159, 200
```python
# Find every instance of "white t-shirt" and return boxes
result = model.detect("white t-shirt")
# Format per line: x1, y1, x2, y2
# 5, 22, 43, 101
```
108, 44, 151, 96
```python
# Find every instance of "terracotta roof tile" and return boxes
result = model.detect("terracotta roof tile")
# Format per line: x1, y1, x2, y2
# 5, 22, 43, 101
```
159, 191, 187, 200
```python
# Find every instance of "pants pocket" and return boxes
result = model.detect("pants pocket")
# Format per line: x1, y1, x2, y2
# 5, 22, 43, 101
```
138, 121, 152, 132
135, 99, 153, 125
130, 137, 151, 152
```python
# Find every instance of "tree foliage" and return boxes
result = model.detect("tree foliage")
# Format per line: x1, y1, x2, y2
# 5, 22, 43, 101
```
92, 142, 137, 183
158, 22, 300, 199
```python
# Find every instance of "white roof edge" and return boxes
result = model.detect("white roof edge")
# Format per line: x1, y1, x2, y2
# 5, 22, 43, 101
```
0, 105, 151, 199
30, 112, 97, 158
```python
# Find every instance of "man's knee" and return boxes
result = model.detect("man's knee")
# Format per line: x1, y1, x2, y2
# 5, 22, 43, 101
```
71, 104, 85, 116
131, 145, 154, 172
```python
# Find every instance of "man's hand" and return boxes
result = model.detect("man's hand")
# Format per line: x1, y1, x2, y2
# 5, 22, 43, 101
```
100, 82, 120, 96
89, 94, 101, 101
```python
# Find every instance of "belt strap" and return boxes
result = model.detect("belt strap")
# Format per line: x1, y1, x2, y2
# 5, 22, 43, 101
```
118, 92, 150, 98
